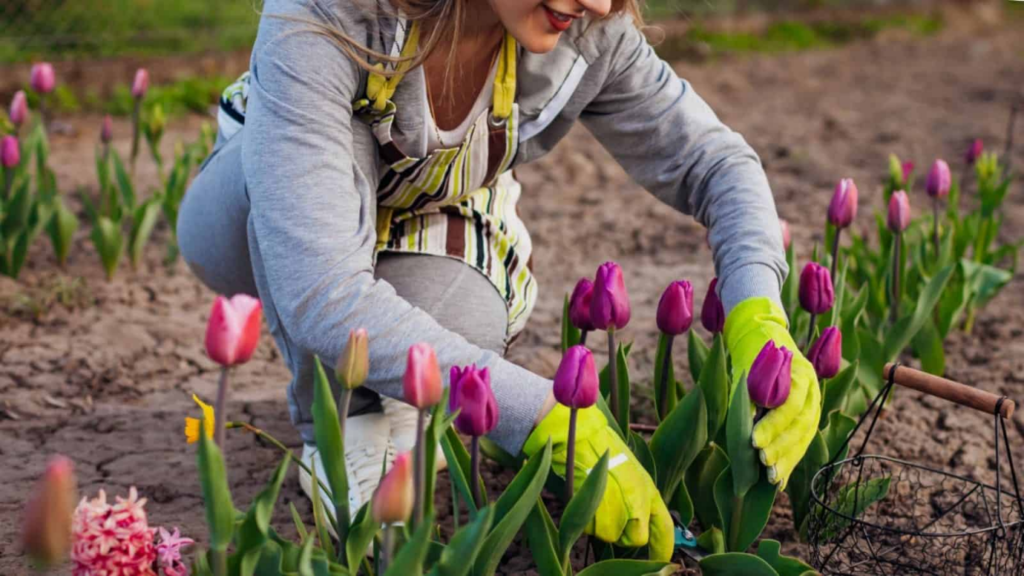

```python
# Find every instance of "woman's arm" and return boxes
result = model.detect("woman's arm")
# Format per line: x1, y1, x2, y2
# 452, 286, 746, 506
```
241, 2, 551, 454
580, 18, 788, 312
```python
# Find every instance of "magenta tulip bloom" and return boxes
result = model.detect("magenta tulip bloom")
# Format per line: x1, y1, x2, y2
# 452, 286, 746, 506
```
780, 219, 792, 251
131, 68, 150, 99
926, 160, 951, 199
887, 190, 911, 233
799, 262, 835, 315
701, 278, 725, 334
100, 116, 114, 145
403, 342, 443, 409
1, 136, 20, 169
965, 139, 983, 167
568, 278, 595, 332
902, 161, 915, 183
449, 365, 499, 437
657, 281, 694, 335
807, 326, 842, 379
9, 90, 27, 127
828, 178, 858, 229
553, 345, 599, 409
748, 342, 793, 409
30, 63, 56, 94
204, 294, 263, 367
590, 261, 630, 331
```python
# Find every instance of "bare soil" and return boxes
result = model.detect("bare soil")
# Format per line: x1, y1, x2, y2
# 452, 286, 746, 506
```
2, 13, 1024, 575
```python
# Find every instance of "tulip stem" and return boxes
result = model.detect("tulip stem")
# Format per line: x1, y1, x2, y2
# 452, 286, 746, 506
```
579, 330, 588, 347
470, 436, 483, 508
932, 197, 941, 260
381, 524, 393, 572
3, 170, 12, 203
212, 549, 227, 576
130, 97, 141, 177
806, 313, 817, 353
830, 228, 842, 280
658, 335, 675, 421
338, 388, 352, 449
413, 409, 427, 528
214, 367, 229, 449
565, 407, 578, 503
891, 234, 902, 324
607, 328, 620, 428
452, 481, 460, 531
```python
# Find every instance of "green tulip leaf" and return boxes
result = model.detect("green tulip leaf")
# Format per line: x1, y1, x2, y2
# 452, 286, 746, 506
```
129, 196, 162, 268
308, 459, 336, 561
345, 502, 378, 575
653, 332, 679, 420
311, 355, 350, 543
650, 385, 707, 500
782, 243, 798, 319
561, 293, 582, 352
755, 539, 817, 576
111, 149, 136, 211
237, 453, 291, 576
196, 424, 236, 553
698, 335, 729, 442
882, 264, 955, 362
289, 502, 309, 541
523, 499, 563, 576
714, 468, 778, 552
627, 431, 657, 485
385, 514, 434, 576
479, 436, 522, 470
726, 373, 758, 499
671, 479, 694, 528
696, 526, 725, 556
819, 363, 858, 429
8, 230, 29, 279
786, 432, 828, 541
440, 427, 481, 515
559, 451, 609, 565
685, 443, 730, 531
575, 560, 678, 576
46, 198, 79, 267
424, 389, 455, 518
688, 329, 710, 385
430, 506, 494, 576
816, 476, 891, 542
822, 411, 857, 465
92, 216, 124, 280
700, 552, 779, 576
912, 317, 945, 375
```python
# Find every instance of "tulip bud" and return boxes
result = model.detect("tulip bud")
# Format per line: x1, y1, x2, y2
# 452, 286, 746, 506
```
30, 63, 56, 94
902, 161, 915, 184
9, 90, 28, 127
2, 135, 20, 169
449, 365, 499, 436
553, 345, 599, 409
403, 343, 442, 409
887, 190, 911, 233
568, 278, 595, 332
337, 328, 369, 389
700, 278, 725, 334
23, 455, 77, 567
828, 178, 858, 229
807, 326, 842, 379
926, 159, 951, 199
204, 294, 263, 366
965, 139, 983, 167
100, 115, 114, 144
780, 219, 792, 251
147, 104, 166, 140
656, 280, 694, 335
799, 262, 835, 315
590, 262, 630, 331
747, 342, 793, 409
372, 452, 414, 525
131, 68, 150, 99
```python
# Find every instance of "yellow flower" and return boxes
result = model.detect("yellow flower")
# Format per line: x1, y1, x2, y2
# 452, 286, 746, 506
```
184, 394, 215, 444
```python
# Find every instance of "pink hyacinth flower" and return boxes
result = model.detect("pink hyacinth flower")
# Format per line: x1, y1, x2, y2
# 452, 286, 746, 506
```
71, 487, 157, 576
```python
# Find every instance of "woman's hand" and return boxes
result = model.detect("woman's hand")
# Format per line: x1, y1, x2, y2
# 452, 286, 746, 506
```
523, 405, 674, 561
724, 297, 822, 489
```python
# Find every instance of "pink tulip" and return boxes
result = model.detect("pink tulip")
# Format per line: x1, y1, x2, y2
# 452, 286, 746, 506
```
2, 135, 20, 169
887, 191, 911, 233
748, 341, 793, 409
902, 161, 915, 184
372, 452, 414, 524
780, 219, 792, 251
30, 63, 56, 94
965, 139, 983, 167
100, 115, 114, 144
204, 295, 263, 366
590, 261, 631, 331
449, 365, 499, 436
807, 326, 842, 379
553, 345, 599, 409
9, 90, 28, 127
131, 68, 150, 99
799, 262, 835, 315
656, 280, 694, 336
568, 278, 595, 332
403, 343, 442, 409
828, 178, 858, 229
23, 456, 76, 567
701, 278, 725, 334
926, 159, 951, 199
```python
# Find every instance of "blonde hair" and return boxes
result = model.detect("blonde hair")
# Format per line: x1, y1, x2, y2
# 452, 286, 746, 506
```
285, 0, 645, 77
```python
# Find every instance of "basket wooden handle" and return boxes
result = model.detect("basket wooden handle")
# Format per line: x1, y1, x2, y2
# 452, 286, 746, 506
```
883, 363, 1014, 419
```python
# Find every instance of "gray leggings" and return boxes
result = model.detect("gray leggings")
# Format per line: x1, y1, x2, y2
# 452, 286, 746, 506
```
177, 132, 509, 442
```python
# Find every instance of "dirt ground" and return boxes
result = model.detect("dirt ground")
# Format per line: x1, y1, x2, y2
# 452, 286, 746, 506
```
2, 13, 1024, 575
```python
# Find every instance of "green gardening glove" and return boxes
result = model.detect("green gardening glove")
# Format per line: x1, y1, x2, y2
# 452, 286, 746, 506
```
523, 405, 674, 561
724, 297, 821, 489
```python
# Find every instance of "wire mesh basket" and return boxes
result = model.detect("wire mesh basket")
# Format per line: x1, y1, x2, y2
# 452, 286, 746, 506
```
807, 363, 1024, 575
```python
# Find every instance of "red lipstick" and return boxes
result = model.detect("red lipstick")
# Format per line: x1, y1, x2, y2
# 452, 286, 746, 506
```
544, 6, 575, 32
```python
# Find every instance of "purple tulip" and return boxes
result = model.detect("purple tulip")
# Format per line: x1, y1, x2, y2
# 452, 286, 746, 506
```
828, 178, 858, 229
807, 326, 842, 379
748, 341, 793, 409
657, 281, 694, 336
100, 116, 114, 144
590, 261, 630, 331
926, 160, 951, 199
902, 161, 915, 184
9, 91, 27, 127
965, 139, 983, 167
553, 345, 599, 409
569, 278, 595, 332
780, 219, 792, 251
30, 63, 56, 94
131, 68, 150, 99
449, 365, 499, 437
887, 191, 911, 233
701, 278, 725, 334
1, 136, 20, 169
799, 262, 834, 315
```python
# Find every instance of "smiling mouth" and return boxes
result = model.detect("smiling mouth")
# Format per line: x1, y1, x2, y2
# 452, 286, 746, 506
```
543, 6, 577, 32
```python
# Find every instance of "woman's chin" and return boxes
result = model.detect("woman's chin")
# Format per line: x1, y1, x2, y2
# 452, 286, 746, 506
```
516, 33, 561, 55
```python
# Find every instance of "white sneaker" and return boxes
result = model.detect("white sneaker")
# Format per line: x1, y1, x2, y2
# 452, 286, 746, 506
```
381, 397, 447, 471
299, 412, 395, 538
